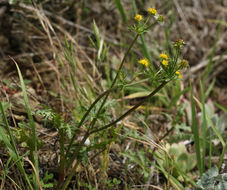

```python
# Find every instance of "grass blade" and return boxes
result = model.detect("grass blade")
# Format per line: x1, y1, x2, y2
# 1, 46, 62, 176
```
203, 24, 221, 83
194, 97, 226, 170
190, 84, 202, 176
200, 80, 207, 173
0, 102, 33, 189
11, 57, 39, 189
93, 20, 100, 49
114, 0, 127, 23
153, 164, 185, 190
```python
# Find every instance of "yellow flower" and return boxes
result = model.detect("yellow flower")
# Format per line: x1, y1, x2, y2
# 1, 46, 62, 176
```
162, 60, 168, 67
138, 59, 149, 67
175, 71, 182, 78
160, 52, 168, 60
147, 8, 157, 15
134, 14, 142, 22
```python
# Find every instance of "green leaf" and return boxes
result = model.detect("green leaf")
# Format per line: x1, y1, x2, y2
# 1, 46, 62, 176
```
197, 167, 219, 189
13, 60, 39, 189
88, 35, 96, 48
190, 84, 202, 176
93, 20, 100, 49
114, 0, 127, 23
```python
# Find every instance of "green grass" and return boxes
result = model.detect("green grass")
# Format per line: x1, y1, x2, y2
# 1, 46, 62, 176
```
114, 0, 127, 23
0, 102, 33, 189
190, 83, 202, 176
0, 1, 226, 190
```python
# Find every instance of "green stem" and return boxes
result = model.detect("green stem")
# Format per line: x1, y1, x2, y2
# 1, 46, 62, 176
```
172, 47, 180, 73
0, 103, 33, 190
190, 83, 202, 176
200, 81, 207, 173
57, 128, 65, 190
62, 34, 139, 189
66, 34, 139, 159
218, 145, 226, 170
87, 33, 139, 132
209, 134, 212, 169
64, 78, 148, 172
61, 134, 89, 190
65, 85, 122, 159
89, 81, 168, 135
62, 81, 167, 190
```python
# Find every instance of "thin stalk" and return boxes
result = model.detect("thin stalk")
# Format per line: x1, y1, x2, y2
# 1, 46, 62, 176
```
11, 57, 39, 189
89, 81, 167, 135
0, 103, 19, 158
65, 81, 148, 168
62, 81, 168, 190
65, 84, 123, 162
131, 0, 154, 71
190, 84, 202, 176
209, 134, 212, 169
61, 133, 89, 190
63, 34, 139, 187
0, 103, 33, 189
194, 96, 226, 170
57, 128, 65, 189
86, 33, 139, 133
206, 115, 226, 170
114, 0, 127, 23
200, 80, 207, 173
218, 145, 226, 169
172, 47, 180, 73
66, 33, 139, 161
203, 24, 221, 83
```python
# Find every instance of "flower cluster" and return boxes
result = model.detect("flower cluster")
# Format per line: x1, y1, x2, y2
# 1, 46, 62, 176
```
133, 10, 187, 81
160, 52, 168, 60
133, 8, 164, 23
160, 52, 169, 67
147, 8, 157, 15
175, 71, 182, 79
132, 8, 164, 34
159, 52, 188, 79
138, 59, 149, 67
134, 14, 142, 22
162, 60, 168, 67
